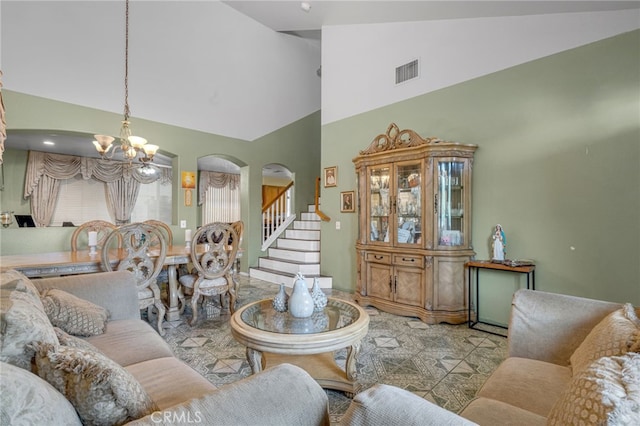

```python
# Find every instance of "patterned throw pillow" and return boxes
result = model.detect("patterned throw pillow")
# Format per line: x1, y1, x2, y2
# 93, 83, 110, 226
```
0, 361, 82, 425
548, 352, 640, 425
570, 303, 640, 375
53, 327, 104, 355
33, 343, 158, 426
41, 288, 110, 336
0, 270, 59, 370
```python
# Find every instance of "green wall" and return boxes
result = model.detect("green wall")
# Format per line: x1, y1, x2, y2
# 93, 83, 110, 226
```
321, 30, 640, 320
0, 92, 321, 272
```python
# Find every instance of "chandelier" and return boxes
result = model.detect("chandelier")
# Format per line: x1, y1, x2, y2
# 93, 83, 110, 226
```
93, 0, 157, 165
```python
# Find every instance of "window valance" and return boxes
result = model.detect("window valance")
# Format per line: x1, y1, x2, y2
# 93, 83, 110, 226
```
198, 170, 240, 206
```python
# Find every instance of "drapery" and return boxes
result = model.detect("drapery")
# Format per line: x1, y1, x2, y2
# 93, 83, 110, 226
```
0, 71, 6, 165
198, 170, 240, 206
24, 150, 171, 227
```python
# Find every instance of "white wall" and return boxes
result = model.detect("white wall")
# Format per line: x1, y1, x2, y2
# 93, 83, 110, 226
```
321, 9, 640, 125
1, 1, 321, 141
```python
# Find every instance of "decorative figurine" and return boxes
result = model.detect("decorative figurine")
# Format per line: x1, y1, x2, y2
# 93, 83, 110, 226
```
272, 283, 289, 313
311, 277, 327, 311
492, 224, 506, 261
288, 273, 314, 318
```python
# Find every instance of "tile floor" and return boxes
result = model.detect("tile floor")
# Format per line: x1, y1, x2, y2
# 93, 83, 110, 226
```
160, 275, 507, 424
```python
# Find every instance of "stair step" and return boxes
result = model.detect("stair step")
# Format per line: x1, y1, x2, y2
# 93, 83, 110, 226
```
269, 247, 320, 263
249, 267, 332, 289
277, 238, 320, 251
258, 257, 320, 276
293, 221, 321, 231
285, 229, 319, 240
301, 212, 321, 221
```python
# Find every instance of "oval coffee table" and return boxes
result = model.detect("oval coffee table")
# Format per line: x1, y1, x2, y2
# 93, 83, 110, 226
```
230, 297, 369, 396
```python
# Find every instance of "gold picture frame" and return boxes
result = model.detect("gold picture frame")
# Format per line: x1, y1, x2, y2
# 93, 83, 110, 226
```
324, 166, 337, 188
341, 191, 355, 213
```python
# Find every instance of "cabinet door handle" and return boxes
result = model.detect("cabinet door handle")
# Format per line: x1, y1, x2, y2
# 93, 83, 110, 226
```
434, 193, 438, 214
394, 276, 397, 293
389, 276, 393, 291
402, 257, 415, 262
374, 255, 384, 260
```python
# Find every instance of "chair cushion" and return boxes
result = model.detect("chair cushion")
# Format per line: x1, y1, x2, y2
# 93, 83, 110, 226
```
460, 397, 546, 426
476, 357, 572, 417
570, 303, 640, 375
40, 288, 110, 337
0, 361, 82, 425
0, 270, 59, 370
33, 342, 158, 426
548, 352, 640, 425
179, 273, 227, 289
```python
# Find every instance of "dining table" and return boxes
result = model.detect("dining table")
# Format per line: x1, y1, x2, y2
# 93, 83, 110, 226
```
0, 245, 194, 322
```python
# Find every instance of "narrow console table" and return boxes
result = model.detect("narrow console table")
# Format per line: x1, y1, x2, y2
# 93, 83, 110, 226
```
466, 260, 535, 336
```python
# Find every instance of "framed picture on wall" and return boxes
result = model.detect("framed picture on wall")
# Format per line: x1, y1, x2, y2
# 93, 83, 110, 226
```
341, 191, 355, 213
324, 166, 337, 188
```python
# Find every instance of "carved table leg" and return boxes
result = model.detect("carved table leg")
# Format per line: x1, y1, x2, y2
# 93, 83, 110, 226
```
246, 348, 263, 374
165, 265, 181, 321
345, 342, 361, 382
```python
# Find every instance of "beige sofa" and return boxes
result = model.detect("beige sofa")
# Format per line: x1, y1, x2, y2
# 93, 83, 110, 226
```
341, 289, 640, 425
1, 269, 330, 426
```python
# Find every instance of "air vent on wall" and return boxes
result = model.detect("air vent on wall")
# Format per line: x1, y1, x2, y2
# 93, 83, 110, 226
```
395, 59, 419, 84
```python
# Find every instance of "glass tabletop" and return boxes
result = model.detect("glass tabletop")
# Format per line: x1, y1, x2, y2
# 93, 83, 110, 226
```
240, 298, 360, 335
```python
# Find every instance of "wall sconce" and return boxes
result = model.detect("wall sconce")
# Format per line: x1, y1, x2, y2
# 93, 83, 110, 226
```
1, 211, 14, 228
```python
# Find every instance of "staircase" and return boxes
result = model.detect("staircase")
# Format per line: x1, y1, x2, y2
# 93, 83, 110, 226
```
250, 205, 332, 289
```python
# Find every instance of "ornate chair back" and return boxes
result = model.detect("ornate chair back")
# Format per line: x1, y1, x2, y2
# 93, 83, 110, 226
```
143, 219, 173, 247
71, 220, 118, 252
101, 222, 167, 335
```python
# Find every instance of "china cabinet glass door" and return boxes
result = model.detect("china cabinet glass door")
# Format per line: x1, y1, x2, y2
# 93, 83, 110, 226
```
396, 162, 422, 245
368, 165, 390, 243
436, 160, 465, 247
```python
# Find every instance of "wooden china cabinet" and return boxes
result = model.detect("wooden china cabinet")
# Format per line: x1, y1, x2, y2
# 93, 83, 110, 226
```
353, 123, 477, 324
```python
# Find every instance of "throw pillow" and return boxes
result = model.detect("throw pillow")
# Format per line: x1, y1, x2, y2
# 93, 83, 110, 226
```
41, 288, 110, 336
33, 342, 158, 426
0, 270, 59, 370
570, 303, 640, 375
0, 361, 82, 425
548, 352, 640, 425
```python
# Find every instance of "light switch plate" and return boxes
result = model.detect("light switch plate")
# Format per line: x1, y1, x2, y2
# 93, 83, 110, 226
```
336, 221, 341, 230
180, 220, 187, 228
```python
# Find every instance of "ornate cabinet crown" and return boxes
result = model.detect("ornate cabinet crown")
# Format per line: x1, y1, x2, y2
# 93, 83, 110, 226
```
353, 123, 477, 324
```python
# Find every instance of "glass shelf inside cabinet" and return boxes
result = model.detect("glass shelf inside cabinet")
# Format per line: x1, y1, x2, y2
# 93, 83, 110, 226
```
437, 161, 464, 247
397, 163, 422, 245
369, 167, 390, 243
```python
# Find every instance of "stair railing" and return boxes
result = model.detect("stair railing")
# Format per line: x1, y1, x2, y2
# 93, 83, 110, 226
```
315, 177, 330, 222
262, 182, 295, 250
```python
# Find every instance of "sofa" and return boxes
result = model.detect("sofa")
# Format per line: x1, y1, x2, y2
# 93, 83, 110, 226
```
341, 289, 640, 425
0, 269, 330, 426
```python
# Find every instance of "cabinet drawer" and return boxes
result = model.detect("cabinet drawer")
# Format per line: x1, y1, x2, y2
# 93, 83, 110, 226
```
393, 254, 423, 268
366, 252, 391, 264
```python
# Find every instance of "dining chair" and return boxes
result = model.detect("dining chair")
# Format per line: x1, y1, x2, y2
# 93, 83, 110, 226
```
101, 222, 167, 335
143, 219, 174, 301
178, 222, 240, 325
70, 220, 118, 252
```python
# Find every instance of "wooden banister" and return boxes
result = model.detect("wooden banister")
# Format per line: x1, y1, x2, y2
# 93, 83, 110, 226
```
315, 177, 331, 222
262, 181, 294, 213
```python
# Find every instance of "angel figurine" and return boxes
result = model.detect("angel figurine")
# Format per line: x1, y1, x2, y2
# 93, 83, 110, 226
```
492, 224, 506, 261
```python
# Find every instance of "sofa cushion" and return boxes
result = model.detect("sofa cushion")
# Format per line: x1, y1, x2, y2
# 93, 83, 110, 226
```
476, 357, 572, 417
570, 303, 640, 375
460, 397, 546, 426
33, 342, 158, 426
341, 383, 478, 426
86, 319, 174, 367
41, 288, 110, 336
548, 352, 640, 425
0, 361, 82, 425
0, 270, 58, 370
54, 326, 104, 354
125, 357, 217, 410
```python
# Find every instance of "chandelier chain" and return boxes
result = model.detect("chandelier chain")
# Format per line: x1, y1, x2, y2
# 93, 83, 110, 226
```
123, 0, 130, 121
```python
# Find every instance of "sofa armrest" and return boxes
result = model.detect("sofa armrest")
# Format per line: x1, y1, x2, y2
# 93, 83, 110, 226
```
31, 271, 140, 321
341, 384, 477, 426
128, 364, 330, 426
508, 289, 622, 365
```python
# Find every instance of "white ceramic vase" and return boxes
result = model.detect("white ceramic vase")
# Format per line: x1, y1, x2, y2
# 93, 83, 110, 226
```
272, 283, 288, 313
288, 273, 314, 318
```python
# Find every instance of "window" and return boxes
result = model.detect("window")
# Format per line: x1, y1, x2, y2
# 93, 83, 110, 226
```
51, 175, 172, 226
202, 184, 240, 224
